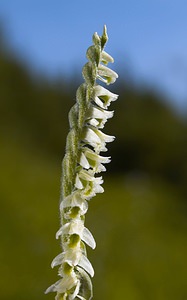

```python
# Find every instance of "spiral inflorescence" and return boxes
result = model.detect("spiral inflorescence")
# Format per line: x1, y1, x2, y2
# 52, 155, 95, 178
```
46, 25, 118, 300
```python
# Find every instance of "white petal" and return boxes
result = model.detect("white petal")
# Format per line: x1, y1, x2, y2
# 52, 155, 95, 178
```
64, 249, 82, 266
76, 267, 93, 299
61, 191, 88, 215
45, 279, 61, 294
76, 296, 86, 300
94, 176, 104, 185
82, 227, 96, 249
101, 50, 114, 64
80, 175, 104, 199
51, 252, 64, 268
96, 164, 106, 172
94, 84, 118, 99
79, 152, 90, 169
93, 177, 104, 193
57, 221, 84, 238
97, 155, 111, 164
84, 147, 111, 164
78, 169, 95, 182
75, 173, 84, 189
94, 183, 104, 194
87, 106, 105, 119
83, 127, 114, 152
78, 255, 94, 277
93, 95, 105, 108
56, 224, 69, 237
93, 128, 115, 143
87, 106, 114, 120
56, 227, 63, 239
103, 109, 114, 119
83, 149, 108, 172
69, 220, 84, 235
87, 118, 99, 127
83, 127, 101, 146
94, 85, 118, 108
60, 194, 72, 210
98, 65, 118, 84
69, 280, 81, 299
56, 274, 78, 294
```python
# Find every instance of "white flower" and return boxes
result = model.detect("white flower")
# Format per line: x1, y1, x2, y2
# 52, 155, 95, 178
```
60, 190, 88, 216
93, 84, 118, 108
45, 271, 78, 294
56, 220, 96, 249
83, 147, 111, 164
86, 105, 114, 129
80, 151, 106, 173
80, 177, 104, 199
87, 118, 99, 127
97, 64, 118, 84
101, 50, 114, 64
82, 126, 115, 152
51, 249, 94, 278
82, 127, 101, 150
77, 169, 94, 182
75, 173, 84, 189
79, 147, 110, 173
78, 254, 94, 277
74, 169, 104, 197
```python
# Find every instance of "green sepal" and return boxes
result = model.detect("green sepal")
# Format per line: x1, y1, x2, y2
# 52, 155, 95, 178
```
68, 104, 78, 129
62, 154, 72, 197
66, 128, 79, 156
62, 152, 76, 197
86, 45, 100, 66
76, 84, 89, 129
100, 25, 108, 50
82, 62, 96, 86
92, 32, 100, 46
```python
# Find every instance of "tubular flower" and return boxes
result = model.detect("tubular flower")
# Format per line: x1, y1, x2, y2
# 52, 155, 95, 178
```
45, 25, 118, 300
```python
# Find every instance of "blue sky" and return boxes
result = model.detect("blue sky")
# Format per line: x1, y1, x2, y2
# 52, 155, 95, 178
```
0, 0, 187, 110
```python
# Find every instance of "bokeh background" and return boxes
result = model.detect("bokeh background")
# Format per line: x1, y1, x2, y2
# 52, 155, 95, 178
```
0, 1, 187, 299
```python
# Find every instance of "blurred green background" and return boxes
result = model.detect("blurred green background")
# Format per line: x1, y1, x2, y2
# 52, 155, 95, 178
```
1, 4, 187, 300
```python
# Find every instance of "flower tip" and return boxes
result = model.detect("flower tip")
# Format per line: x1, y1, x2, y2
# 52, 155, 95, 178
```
44, 288, 49, 294
92, 32, 100, 46
44, 284, 55, 294
103, 24, 107, 34
101, 25, 108, 49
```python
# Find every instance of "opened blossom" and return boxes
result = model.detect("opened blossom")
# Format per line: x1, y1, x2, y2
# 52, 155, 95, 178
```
46, 25, 118, 300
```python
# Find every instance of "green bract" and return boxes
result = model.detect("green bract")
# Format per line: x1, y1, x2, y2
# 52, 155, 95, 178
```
46, 25, 118, 300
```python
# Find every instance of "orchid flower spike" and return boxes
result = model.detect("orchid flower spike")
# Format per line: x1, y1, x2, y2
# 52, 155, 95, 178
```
46, 25, 118, 300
